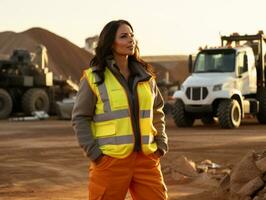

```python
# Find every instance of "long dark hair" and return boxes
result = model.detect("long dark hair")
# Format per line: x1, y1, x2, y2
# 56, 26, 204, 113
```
90, 19, 154, 85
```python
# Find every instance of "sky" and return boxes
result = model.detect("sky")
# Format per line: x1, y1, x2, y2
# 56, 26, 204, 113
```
1, 0, 266, 55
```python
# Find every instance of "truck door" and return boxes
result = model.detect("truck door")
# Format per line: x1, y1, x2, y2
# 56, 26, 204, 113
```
236, 52, 249, 95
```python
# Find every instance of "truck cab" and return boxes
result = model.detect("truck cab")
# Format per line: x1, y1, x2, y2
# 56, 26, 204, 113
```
172, 32, 266, 128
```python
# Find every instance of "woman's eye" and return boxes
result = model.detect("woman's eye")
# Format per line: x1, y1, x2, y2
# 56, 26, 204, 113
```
120, 34, 134, 39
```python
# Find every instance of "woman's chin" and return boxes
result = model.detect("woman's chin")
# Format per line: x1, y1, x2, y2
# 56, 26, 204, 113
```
128, 50, 135, 55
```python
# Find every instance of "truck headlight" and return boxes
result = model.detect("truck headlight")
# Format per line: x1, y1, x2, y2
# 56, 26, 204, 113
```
213, 84, 222, 91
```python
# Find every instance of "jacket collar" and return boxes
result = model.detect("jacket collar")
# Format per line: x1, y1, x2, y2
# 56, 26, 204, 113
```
106, 56, 152, 81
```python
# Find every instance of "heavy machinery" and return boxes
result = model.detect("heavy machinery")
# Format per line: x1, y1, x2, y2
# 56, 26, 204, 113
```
0, 48, 75, 119
172, 31, 266, 128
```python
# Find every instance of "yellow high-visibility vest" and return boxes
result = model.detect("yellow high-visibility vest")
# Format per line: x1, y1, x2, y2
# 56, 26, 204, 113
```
84, 67, 158, 158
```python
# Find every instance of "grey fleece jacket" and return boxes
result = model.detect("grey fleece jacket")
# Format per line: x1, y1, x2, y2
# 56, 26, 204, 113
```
72, 60, 168, 161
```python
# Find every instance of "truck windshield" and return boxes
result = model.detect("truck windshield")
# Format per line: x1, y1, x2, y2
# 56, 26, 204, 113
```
194, 50, 235, 73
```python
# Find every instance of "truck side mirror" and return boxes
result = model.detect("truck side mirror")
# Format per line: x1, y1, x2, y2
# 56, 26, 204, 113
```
243, 54, 248, 72
188, 55, 193, 73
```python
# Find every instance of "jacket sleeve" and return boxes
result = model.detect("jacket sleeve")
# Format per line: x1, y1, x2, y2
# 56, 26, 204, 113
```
152, 80, 169, 156
72, 77, 102, 161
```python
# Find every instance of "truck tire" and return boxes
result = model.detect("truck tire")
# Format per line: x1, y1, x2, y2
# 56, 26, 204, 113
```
217, 99, 241, 128
22, 88, 49, 115
172, 99, 195, 127
257, 88, 266, 124
163, 102, 172, 115
201, 116, 215, 125
0, 89, 13, 119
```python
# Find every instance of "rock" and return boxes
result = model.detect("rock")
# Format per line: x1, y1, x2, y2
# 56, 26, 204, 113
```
197, 164, 208, 173
258, 186, 266, 194
172, 156, 198, 177
191, 173, 219, 188
238, 176, 264, 196
222, 168, 232, 175
263, 174, 266, 182
256, 157, 266, 173
256, 186, 266, 199
197, 159, 222, 173
220, 174, 230, 192
201, 159, 213, 165
241, 197, 252, 200
240, 196, 252, 200
229, 192, 241, 200
230, 152, 262, 194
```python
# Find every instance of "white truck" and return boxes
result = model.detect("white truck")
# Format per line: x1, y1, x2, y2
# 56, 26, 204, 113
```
172, 32, 266, 128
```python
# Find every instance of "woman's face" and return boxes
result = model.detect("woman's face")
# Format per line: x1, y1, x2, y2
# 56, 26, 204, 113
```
112, 24, 136, 57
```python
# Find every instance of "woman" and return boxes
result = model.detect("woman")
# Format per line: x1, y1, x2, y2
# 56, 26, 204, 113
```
72, 19, 168, 200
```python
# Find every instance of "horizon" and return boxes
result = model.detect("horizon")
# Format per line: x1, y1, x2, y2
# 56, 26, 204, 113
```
1, 0, 266, 56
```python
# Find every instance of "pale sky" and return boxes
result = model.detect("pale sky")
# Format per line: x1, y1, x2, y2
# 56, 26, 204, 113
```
1, 0, 266, 55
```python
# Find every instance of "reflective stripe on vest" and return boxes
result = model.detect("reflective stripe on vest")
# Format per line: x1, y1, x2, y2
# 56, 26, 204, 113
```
98, 83, 112, 113
93, 109, 150, 122
96, 135, 154, 146
85, 67, 157, 158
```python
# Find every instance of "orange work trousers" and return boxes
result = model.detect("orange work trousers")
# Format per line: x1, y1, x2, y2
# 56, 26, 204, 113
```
88, 152, 167, 200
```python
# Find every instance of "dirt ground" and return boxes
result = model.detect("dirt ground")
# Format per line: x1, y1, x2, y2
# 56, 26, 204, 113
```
0, 115, 266, 200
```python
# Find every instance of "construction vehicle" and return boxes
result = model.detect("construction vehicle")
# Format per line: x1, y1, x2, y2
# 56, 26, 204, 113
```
0, 47, 75, 119
172, 31, 266, 128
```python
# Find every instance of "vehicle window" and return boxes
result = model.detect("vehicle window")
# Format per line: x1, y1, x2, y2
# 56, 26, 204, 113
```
194, 51, 235, 73
237, 52, 248, 74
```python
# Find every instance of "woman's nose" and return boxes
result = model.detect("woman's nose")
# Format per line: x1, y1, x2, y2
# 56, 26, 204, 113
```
129, 37, 134, 44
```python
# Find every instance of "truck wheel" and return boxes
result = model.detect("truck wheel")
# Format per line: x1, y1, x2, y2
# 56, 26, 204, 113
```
172, 99, 195, 127
217, 99, 241, 128
22, 88, 49, 115
0, 89, 13, 119
201, 116, 215, 125
257, 89, 266, 124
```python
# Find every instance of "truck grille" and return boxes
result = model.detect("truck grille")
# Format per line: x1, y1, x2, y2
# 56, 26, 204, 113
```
185, 87, 208, 100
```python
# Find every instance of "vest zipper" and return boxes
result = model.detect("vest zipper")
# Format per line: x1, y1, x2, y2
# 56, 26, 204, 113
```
132, 77, 152, 152
112, 74, 138, 150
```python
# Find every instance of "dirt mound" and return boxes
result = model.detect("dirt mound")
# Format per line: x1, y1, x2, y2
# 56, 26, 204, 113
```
0, 28, 189, 85
0, 27, 93, 82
